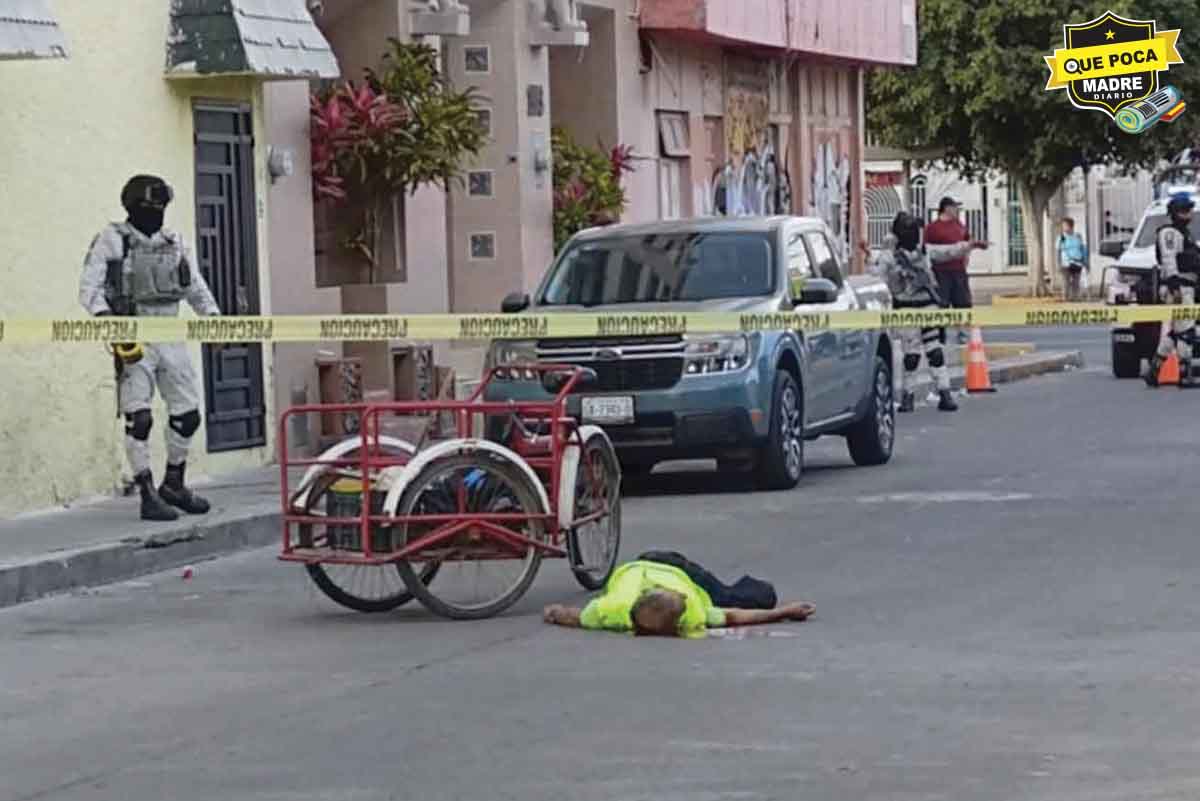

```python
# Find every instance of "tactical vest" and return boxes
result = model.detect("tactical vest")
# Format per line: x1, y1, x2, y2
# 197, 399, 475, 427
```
889, 248, 941, 307
120, 227, 192, 304
1156, 222, 1200, 277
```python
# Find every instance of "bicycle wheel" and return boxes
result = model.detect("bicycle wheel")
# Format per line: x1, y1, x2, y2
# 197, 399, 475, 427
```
394, 452, 548, 620
568, 434, 622, 591
300, 472, 440, 614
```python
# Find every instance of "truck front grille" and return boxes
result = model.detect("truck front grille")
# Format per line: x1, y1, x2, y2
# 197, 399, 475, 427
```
583, 358, 684, 392
536, 336, 686, 392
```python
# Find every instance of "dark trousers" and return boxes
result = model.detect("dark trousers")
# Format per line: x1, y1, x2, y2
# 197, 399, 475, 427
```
638, 551, 778, 610
934, 269, 973, 308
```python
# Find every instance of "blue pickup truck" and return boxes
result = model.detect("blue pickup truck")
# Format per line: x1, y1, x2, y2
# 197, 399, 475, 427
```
484, 216, 896, 490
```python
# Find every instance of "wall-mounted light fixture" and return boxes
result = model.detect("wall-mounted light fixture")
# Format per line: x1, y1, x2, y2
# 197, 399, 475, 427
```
268, 147, 295, 183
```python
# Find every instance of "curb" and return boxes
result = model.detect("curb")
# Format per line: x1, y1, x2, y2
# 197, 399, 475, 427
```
948, 342, 1036, 364
907, 350, 1085, 398
953, 350, 1085, 389
990, 294, 1064, 306
0, 513, 279, 610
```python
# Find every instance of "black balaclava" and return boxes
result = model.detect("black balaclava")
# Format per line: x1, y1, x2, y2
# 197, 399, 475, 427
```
892, 212, 921, 252
121, 174, 172, 237
128, 205, 165, 237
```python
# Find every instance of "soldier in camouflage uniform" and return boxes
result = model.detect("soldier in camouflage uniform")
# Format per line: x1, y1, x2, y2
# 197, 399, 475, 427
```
868, 212, 986, 412
1147, 192, 1200, 386
79, 175, 222, 521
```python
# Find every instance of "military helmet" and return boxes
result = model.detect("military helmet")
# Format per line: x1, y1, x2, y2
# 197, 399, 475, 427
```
1167, 191, 1195, 216
121, 175, 174, 212
891, 211, 922, 244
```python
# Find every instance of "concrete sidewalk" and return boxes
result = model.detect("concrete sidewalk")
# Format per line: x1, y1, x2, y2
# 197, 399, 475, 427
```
0, 468, 283, 609
0, 347, 1084, 611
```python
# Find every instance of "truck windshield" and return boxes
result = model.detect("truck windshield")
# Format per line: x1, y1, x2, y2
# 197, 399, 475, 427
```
1134, 214, 1200, 247
540, 231, 775, 306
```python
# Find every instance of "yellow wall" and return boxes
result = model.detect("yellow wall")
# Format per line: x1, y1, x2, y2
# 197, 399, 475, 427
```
0, 0, 275, 515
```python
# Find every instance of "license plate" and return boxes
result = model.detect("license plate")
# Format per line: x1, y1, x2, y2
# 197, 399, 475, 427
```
582, 396, 635, 424
1114, 333, 1136, 343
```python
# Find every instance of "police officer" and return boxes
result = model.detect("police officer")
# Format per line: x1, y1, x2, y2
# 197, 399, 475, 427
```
869, 212, 985, 412
79, 175, 222, 520
1148, 192, 1200, 386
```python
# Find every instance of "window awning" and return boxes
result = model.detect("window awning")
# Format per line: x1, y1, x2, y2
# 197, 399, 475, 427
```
167, 0, 340, 80
0, 0, 68, 61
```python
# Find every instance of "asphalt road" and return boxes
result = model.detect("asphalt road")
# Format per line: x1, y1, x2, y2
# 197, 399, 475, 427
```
5, 353, 1200, 801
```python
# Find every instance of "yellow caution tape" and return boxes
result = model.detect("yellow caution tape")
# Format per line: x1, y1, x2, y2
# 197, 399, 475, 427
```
1, 305, 1198, 345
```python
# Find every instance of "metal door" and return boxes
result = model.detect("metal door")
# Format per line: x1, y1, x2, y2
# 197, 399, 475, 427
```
193, 103, 266, 452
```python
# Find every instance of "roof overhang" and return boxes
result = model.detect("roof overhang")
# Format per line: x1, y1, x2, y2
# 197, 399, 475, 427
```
0, 0, 68, 61
167, 0, 340, 81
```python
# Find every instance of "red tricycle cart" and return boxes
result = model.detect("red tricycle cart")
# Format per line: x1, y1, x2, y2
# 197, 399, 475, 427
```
278, 365, 622, 620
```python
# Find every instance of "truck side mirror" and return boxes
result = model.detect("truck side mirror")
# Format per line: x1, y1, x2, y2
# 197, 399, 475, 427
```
501, 292, 530, 314
794, 277, 839, 305
1099, 239, 1128, 259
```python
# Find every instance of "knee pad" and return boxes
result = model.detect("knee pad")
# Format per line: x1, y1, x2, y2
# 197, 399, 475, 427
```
903, 354, 921, 371
169, 410, 201, 438
927, 349, 946, 368
125, 410, 152, 441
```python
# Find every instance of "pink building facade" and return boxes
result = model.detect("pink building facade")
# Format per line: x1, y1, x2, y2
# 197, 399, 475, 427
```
268, 0, 917, 455
554, 0, 917, 274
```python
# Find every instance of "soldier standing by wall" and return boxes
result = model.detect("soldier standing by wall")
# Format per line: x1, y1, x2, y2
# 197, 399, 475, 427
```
79, 175, 222, 520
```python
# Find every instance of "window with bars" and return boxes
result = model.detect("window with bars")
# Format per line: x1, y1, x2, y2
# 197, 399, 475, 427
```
909, 176, 927, 219
1007, 183, 1028, 266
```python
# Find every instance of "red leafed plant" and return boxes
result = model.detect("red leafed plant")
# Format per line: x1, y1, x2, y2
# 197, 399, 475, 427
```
609, 144, 635, 182
551, 129, 637, 252
310, 40, 486, 282
310, 82, 408, 276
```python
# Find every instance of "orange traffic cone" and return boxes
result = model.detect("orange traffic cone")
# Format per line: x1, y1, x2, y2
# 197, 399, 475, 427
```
1157, 352, 1181, 385
965, 327, 996, 393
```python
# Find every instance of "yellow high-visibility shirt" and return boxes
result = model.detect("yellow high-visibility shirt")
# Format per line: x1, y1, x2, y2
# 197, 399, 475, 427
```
579, 560, 727, 638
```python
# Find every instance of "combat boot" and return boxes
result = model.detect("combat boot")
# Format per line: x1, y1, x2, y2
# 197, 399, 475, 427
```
1145, 354, 1163, 387
136, 470, 179, 522
937, 389, 959, 412
898, 391, 915, 413
159, 462, 211, 515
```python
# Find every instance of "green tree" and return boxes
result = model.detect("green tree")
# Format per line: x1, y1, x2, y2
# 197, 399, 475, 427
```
868, 0, 1200, 294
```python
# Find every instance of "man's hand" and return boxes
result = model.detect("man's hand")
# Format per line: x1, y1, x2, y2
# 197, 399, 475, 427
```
779, 602, 816, 622
858, 240, 872, 257
543, 604, 582, 627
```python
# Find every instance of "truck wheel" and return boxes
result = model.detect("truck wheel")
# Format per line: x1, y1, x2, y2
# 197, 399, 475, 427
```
846, 355, 895, 467
1112, 338, 1141, 379
755, 370, 803, 491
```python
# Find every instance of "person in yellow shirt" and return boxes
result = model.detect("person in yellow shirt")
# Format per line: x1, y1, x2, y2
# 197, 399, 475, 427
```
543, 553, 815, 638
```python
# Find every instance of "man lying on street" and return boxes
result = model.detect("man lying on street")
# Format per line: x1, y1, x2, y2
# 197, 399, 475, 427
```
543, 550, 815, 638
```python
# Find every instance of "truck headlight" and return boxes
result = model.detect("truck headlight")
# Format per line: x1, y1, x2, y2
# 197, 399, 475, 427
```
683, 335, 752, 376
487, 340, 539, 379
